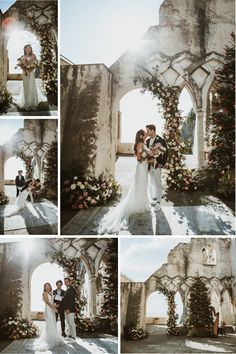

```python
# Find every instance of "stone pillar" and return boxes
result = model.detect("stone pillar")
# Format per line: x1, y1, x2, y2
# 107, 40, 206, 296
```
90, 275, 97, 317
195, 109, 205, 167
21, 263, 31, 319
0, 12, 4, 83
0, 146, 4, 193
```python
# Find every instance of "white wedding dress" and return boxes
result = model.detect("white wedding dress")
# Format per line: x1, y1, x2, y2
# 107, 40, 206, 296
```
0, 189, 29, 217
16, 68, 47, 110
98, 159, 150, 234
26, 293, 64, 351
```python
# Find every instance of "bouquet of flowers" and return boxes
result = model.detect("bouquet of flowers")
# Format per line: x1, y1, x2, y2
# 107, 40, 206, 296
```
0, 317, 38, 340
15, 56, 37, 75
141, 143, 166, 167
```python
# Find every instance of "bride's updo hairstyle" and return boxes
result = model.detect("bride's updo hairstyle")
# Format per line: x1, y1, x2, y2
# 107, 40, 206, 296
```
43, 282, 52, 293
134, 129, 145, 155
24, 44, 33, 55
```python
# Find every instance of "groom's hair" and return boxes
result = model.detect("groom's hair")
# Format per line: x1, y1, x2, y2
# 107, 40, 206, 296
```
64, 277, 71, 282
56, 280, 63, 285
18, 170, 23, 173
146, 124, 156, 132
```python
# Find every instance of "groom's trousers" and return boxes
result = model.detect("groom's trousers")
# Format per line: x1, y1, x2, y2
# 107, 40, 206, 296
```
148, 167, 162, 203
65, 312, 76, 339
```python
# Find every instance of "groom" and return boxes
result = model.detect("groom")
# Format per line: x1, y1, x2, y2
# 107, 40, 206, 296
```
15, 170, 25, 197
146, 124, 168, 210
64, 277, 76, 343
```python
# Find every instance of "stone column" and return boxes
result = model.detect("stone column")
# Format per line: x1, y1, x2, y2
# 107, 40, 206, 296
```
90, 275, 97, 317
0, 12, 4, 83
195, 109, 205, 167
0, 147, 4, 193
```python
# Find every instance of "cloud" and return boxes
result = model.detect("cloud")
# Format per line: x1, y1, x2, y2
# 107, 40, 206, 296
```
121, 237, 191, 281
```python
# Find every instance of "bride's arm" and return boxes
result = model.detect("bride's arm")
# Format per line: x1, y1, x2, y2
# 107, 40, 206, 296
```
43, 292, 57, 311
136, 142, 143, 161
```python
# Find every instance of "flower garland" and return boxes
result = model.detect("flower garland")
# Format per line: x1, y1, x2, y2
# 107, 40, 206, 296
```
135, 66, 196, 191
14, 150, 33, 179
62, 175, 121, 210
23, 16, 57, 100
0, 81, 12, 114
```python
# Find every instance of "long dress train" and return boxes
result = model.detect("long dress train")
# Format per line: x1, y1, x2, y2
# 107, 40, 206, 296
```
26, 293, 64, 351
0, 189, 29, 217
98, 160, 150, 234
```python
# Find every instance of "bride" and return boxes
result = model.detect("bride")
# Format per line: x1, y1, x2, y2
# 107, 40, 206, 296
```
16, 44, 46, 110
98, 129, 150, 234
26, 283, 64, 351
0, 179, 41, 217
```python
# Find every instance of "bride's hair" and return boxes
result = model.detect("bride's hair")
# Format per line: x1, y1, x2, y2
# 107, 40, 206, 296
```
43, 282, 52, 293
24, 44, 33, 55
134, 129, 145, 155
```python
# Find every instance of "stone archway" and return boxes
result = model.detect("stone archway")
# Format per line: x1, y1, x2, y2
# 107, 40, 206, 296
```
0, 0, 58, 103
0, 119, 57, 193
61, 0, 234, 178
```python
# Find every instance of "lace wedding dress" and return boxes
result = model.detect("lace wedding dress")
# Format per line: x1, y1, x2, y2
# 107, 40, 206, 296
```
16, 57, 47, 110
26, 293, 64, 351
0, 189, 29, 217
98, 159, 150, 234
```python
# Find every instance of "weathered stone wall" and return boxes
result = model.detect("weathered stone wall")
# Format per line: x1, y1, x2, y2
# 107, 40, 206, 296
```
0, 119, 57, 192
0, 238, 112, 319
61, 64, 114, 177
121, 282, 146, 332
121, 238, 236, 333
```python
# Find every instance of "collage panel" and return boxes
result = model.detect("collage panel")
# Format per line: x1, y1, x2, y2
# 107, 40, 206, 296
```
0, 237, 118, 353
60, 0, 235, 237
0, 118, 58, 235
0, 0, 58, 117
120, 237, 236, 354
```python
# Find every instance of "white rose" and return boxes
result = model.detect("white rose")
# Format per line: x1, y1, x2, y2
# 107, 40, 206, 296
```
70, 184, 76, 190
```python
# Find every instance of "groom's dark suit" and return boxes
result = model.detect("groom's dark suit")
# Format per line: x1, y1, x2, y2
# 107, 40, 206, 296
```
146, 135, 168, 169
53, 288, 66, 334
15, 175, 25, 197
64, 286, 76, 313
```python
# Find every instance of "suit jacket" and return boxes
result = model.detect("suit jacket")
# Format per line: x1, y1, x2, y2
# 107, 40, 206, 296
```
15, 175, 25, 188
63, 286, 76, 313
146, 135, 168, 168
21, 179, 33, 192
53, 289, 65, 312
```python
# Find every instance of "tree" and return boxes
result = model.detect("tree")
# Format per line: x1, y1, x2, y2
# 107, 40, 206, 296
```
186, 277, 213, 337
195, 33, 235, 196
101, 239, 118, 320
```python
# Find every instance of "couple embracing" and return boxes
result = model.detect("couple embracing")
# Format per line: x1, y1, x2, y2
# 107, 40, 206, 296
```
98, 124, 168, 234
0, 170, 41, 218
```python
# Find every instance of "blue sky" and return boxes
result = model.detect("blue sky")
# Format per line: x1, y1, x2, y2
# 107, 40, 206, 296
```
121, 238, 189, 317
0, 1, 15, 13
61, 0, 163, 67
